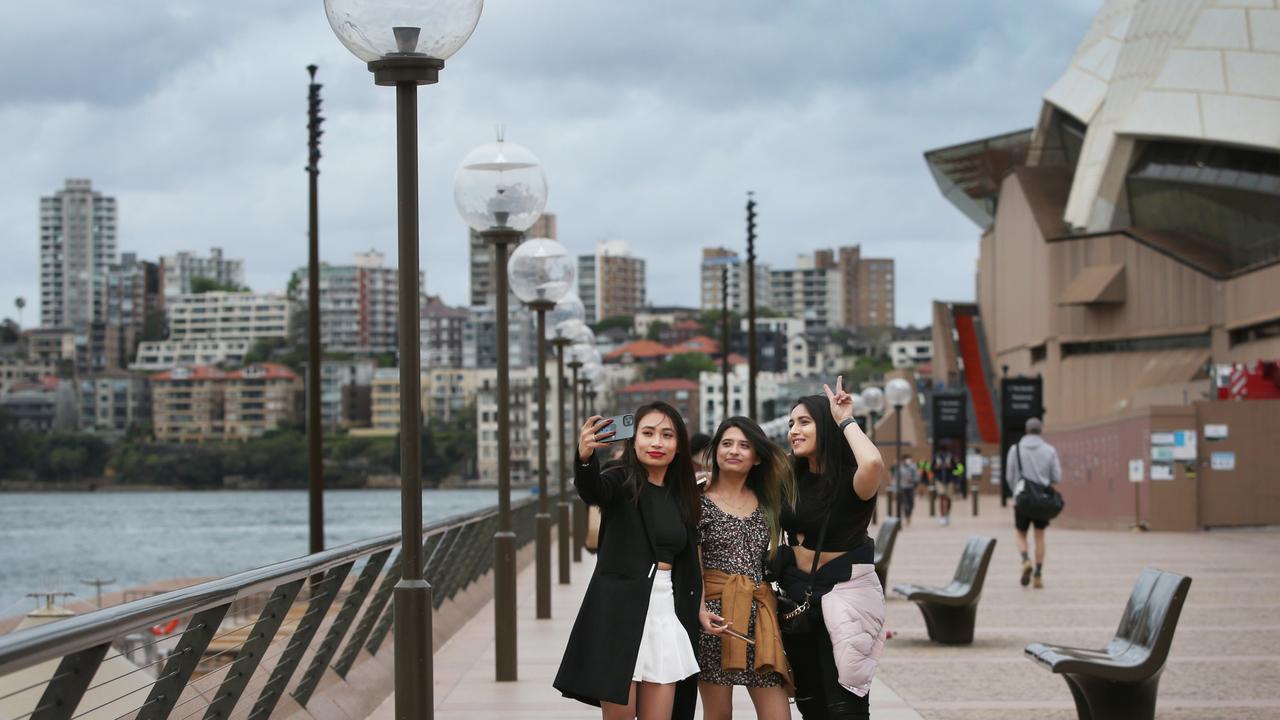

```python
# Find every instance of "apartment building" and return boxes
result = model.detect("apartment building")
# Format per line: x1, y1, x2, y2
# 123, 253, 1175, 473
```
317, 359, 376, 428
469, 213, 557, 306
296, 250, 410, 355
39, 179, 117, 332
699, 248, 773, 315
422, 295, 468, 368
223, 363, 303, 440
474, 367, 571, 485
79, 373, 150, 435
132, 291, 289, 371
160, 248, 244, 299
151, 366, 226, 442
578, 240, 645, 324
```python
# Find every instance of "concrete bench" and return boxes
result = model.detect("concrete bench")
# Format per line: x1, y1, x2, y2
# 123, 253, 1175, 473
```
872, 517, 900, 590
892, 536, 996, 644
1025, 567, 1192, 720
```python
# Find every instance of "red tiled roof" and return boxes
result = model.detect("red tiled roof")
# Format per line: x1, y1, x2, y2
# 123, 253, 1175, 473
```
616, 378, 700, 394
673, 335, 720, 354
151, 365, 226, 382
727, 352, 748, 365
674, 319, 702, 330
605, 340, 672, 361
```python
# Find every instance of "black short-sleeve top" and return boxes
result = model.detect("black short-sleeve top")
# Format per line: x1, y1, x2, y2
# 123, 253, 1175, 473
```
780, 469, 875, 553
641, 481, 688, 564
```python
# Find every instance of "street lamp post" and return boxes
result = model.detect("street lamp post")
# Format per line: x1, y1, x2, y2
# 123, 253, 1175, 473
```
567, 337, 599, 561
886, 378, 913, 523
861, 385, 886, 521
745, 192, 758, 420
509, 238, 575, 620
547, 301, 585, 583
305, 64, 325, 559
454, 135, 548, 681
324, 2, 483, 716
720, 266, 729, 424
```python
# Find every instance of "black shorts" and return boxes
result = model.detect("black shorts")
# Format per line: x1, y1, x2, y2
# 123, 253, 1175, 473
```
1015, 511, 1049, 532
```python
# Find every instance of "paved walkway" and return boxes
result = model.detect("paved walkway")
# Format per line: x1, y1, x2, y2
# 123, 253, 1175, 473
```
372, 496, 1280, 719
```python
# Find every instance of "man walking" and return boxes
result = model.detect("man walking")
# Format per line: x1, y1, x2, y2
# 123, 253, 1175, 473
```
1005, 418, 1060, 588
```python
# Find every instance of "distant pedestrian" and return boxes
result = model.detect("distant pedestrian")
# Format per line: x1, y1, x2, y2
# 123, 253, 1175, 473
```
1004, 418, 1061, 589
891, 454, 917, 526
935, 454, 953, 527
556, 402, 702, 719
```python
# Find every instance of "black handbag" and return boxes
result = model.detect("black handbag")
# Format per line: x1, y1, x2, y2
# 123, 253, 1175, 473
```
776, 502, 832, 637
1013, 444, 1065, 521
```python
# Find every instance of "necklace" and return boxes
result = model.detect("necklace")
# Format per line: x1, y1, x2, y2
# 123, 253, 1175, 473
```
713, 490, 756, 516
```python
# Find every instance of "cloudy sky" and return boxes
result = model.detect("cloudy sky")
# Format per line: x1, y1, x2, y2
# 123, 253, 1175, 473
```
0, 1, 1100, 328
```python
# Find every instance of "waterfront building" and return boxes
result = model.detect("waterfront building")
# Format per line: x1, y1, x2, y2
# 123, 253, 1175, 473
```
295, 250, 410, 356
462, 304, 536, 370
699, 248, 773, 316
578, 240, 645, 324
614, 378, 700, 436
159, 247, 244, 299
424, 367, 486, 425
696, 364, 785, 434
365, 368, 403, 436
23, 328, 77, 367
924, 0, 1280, 530
316, 359, 376, 429
474, 366, 570, 485
150, 366, 226, 442
421, 295, 468, 369
79, 373, 150, 435
0, 357, 55, 397
223, 363, 302, 440
39, 179, 118, 332
132, 339, 255, 372
890, 339, 933, 369
0, 376, 79, 431
131, 290, 289, 371
469, 213, 556, 306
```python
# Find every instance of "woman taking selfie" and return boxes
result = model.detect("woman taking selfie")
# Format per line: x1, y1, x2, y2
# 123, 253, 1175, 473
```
554, 402, 702, 720
780, 378, 887, 719
696, 417, 796, 720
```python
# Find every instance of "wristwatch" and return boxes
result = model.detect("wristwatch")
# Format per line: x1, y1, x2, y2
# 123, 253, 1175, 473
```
838, 418, 857, 432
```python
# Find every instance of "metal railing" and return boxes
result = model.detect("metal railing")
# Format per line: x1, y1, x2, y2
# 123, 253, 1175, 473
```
0, 493, 551, 720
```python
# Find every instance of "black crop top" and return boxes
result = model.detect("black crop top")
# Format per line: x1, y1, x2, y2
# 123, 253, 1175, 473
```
780, 469, 875, 552
640, 481, 688, 563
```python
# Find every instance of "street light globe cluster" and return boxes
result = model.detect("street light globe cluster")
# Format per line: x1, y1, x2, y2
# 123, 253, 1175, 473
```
324, 0, 483, 63
885, 378, 913, 407
454, 139, 548, 232
547, 294, 586, 341
509, 237, 575, 306
861, 386, 886, 415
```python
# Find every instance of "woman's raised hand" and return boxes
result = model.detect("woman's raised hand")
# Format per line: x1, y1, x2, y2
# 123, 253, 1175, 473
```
824, 375, 855, 425
578, 415, 616, 462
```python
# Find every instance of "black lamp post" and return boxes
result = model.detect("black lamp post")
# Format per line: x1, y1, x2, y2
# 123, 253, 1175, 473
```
324, 2, 483, 716
305, 64, 324, 559
886, 378, 913, 522
861, 385, 886, 521
566, 335, 599, 561
509, 238, 575, 620
745, 192, 758, 420
547, 299, 585, 583
454, 135, 549, 681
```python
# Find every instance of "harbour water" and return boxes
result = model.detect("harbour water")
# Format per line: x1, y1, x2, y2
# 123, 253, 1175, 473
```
0, 488, 505, 618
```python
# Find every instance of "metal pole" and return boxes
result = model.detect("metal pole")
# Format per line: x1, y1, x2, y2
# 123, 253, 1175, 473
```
489, 230, 519, 681
391, 77, 431, 720
554, 342, 571, 584
306, 65, 324, 559
869, 410, 878, 524
745, 192, 758, 421
570, 363, 584, 562
894, 404, 903, 521
533, 304, 552, 619
721, 266, 729, 424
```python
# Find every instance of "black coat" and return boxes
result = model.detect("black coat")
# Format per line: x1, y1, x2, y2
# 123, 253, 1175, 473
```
553, 455, 701, 718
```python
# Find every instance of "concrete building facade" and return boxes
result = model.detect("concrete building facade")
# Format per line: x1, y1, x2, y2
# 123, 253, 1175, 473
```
39, 179, 117, 332
578, 240, 645, 324
160, 248, 244, 299
699, 248, 773, 316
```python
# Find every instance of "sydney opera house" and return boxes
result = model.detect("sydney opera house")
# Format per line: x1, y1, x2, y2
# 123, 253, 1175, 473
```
926, 0, 1280, 530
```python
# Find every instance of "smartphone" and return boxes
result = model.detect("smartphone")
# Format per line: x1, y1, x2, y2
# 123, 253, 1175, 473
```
601, 413, 636, 443
714, 622, 755, 645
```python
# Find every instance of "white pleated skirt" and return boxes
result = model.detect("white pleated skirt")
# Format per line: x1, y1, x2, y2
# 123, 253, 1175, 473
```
631, 569, 701, 684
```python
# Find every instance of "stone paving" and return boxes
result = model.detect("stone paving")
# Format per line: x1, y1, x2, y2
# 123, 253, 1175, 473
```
369, 495, 1280, 719
874, 493, 1280, 720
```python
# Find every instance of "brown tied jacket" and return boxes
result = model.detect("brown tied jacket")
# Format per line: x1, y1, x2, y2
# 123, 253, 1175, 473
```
702, 569, 795, 694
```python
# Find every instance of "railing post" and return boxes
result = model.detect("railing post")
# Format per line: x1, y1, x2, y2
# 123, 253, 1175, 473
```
204, 580, 304, 720
30, 643, 110, 720
138, 603, 231, 720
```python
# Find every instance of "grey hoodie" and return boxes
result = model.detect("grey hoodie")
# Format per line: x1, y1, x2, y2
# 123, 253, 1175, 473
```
1004, 434, 1061, 493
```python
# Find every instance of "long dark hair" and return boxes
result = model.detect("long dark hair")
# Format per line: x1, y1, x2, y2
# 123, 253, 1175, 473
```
708, 416, 795, 558
791, 395, 857, 494
608, 401, 701, 528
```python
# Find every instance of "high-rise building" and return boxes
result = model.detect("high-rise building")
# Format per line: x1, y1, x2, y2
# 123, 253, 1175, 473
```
104, 252, 162, 366
39, 179, 118, 331
462, 304, 536, 369
296, 250, 413, 355
421, 295, 468, 368
769, 246, 894, 331
699, 247, 772, 315
579, 240, 645, 324
469, 213, 556, 306
160, 248, 244, 300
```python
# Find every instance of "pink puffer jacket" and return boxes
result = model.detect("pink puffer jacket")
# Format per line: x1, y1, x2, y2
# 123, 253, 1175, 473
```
820, 563, 887, 697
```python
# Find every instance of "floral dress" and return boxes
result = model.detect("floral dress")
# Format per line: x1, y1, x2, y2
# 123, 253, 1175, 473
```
696, 494, 784, 687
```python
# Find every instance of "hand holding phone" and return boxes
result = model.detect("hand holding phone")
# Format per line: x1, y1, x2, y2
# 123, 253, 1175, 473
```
601, 413, 635, 443
714, 621, 755, 645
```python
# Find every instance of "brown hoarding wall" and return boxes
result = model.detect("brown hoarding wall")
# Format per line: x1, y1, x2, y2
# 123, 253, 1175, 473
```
1195, 400, 1280, 528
